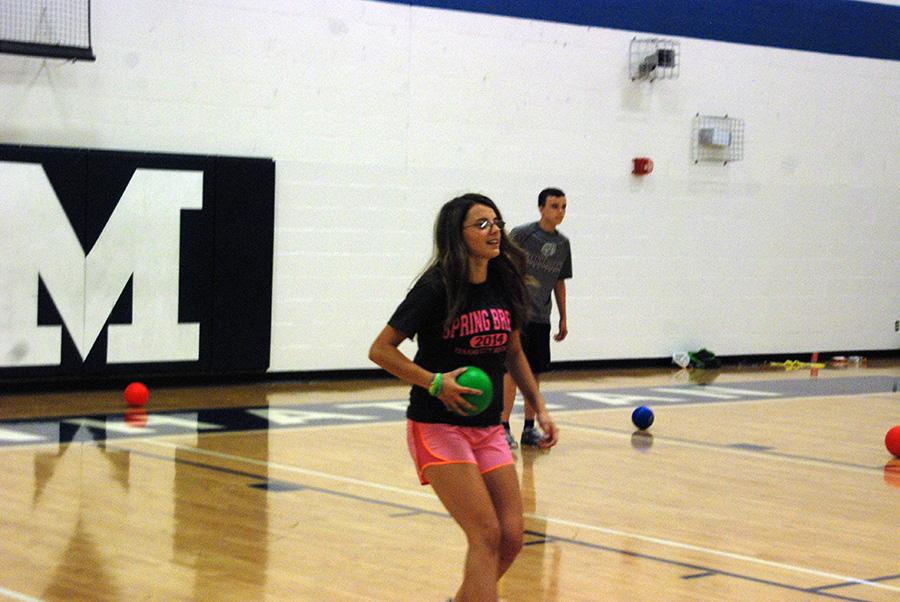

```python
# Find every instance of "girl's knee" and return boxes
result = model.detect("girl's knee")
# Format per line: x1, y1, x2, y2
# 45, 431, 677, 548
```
501, 525, 523, 559
468, 519, 502, 551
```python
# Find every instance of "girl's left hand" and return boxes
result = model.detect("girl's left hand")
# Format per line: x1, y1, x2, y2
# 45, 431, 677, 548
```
437, 367, 479, 416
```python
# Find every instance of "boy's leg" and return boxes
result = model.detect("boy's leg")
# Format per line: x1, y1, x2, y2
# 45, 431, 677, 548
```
522, 374, 539, 421
501, 372, 518, 449
501, 371, 516, 423
520, 323, 550, 447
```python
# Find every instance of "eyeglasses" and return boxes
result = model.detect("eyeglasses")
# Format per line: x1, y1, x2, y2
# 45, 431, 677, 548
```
465, 217, 505, 231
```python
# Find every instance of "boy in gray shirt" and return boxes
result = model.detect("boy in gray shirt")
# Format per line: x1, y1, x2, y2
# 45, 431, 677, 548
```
502, 188, 572, 447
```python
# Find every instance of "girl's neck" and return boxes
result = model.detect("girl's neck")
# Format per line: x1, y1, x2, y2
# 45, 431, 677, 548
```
467, 257, 488, 283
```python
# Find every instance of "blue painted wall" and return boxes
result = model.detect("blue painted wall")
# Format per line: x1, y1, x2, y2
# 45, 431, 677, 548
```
377, 0, 900, 61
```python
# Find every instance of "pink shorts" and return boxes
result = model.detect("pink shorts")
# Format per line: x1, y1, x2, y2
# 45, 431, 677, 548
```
406, 420, 514, 485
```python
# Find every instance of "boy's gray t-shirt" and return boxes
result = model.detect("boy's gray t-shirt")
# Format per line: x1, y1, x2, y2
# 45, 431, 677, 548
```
509, 221, 572, 324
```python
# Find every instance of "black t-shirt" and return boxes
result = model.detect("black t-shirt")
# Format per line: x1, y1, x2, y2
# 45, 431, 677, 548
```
388, 270, 512, 426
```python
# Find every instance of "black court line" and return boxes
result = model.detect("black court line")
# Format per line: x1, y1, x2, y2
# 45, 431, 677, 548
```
557, 421, 886, 473
107, 441, 884, 602
521, 529, 874, 602
522, 533, 551, 546
682, 570, 718, 579
810, 573, 900, 593
114, 443, 446, 519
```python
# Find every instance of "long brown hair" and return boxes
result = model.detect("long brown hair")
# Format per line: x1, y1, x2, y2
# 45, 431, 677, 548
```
424, 193, 529, 331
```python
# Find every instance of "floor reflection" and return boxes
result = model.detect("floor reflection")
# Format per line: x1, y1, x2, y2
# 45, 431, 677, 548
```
630, 430, 654, 452
501, 448, 561, 601
884, 459, 900, 489
30, 437, 131, 599
173, 407, 270, 599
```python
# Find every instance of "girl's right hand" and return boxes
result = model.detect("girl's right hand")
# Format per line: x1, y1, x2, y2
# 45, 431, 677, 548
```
536, 410, 559, 448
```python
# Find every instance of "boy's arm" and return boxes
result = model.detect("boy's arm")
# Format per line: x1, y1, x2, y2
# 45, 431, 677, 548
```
505, 330, 558, 447
553, 279, 567, 342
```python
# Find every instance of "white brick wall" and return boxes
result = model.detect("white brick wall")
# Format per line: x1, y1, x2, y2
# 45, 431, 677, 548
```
1, 1, 897, 370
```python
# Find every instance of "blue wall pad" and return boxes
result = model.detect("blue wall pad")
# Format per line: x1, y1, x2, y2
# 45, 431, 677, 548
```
376, 0, 900, 61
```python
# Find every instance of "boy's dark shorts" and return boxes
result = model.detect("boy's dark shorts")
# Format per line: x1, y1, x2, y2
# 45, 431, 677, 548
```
521, 322, 552, 375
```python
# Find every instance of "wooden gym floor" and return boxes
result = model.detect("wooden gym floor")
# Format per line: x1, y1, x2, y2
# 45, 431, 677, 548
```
1, 360, 898, 601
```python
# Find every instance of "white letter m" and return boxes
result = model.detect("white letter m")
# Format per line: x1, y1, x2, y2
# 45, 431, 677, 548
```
1, 162, 202, 366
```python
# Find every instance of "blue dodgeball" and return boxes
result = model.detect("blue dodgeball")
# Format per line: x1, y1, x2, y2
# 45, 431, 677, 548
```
631, 406, 654, 430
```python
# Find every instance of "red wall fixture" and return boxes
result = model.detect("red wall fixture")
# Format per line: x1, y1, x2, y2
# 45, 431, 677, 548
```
632, 157, 654, 175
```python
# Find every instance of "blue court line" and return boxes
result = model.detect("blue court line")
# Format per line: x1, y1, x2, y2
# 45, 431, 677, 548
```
108, 441, 888, 601
2, 375, 896, 448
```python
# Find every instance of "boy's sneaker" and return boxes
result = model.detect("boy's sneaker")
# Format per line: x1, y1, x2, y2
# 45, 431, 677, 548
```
503, 425, 519, 449
520, 426, 545, 447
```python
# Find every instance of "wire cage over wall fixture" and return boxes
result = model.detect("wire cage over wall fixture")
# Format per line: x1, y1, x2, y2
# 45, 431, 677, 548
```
691, 114, 744, 164
630, 37, 679, 81
0, 0, 94, 61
